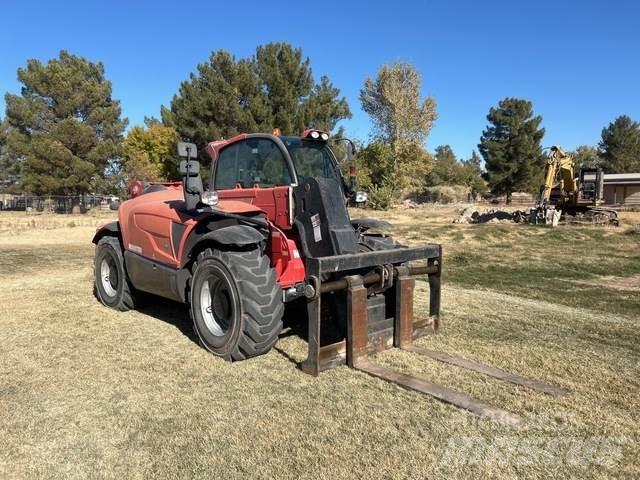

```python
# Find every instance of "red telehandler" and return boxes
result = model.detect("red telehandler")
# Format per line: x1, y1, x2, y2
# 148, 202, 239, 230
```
93, 130, 567, 423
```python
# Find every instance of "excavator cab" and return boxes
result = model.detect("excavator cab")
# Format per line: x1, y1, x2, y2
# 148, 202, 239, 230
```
577, 167, 605, 204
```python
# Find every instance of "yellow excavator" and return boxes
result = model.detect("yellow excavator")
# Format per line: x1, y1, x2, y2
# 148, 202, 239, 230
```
533, 145, 618, 225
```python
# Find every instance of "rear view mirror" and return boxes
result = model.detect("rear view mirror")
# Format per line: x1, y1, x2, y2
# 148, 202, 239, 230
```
179, 160, 200, 176
331, 138, 357, 165
177, 142, 198, 159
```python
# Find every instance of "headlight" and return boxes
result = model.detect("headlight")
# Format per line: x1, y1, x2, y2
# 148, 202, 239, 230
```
310, 131, 320, 139
355, 191, 367, 203
202, 191, 219, 206
320, 132, 329, 141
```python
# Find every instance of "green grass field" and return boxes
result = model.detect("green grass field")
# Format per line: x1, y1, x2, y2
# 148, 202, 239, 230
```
0, 207, 639, 479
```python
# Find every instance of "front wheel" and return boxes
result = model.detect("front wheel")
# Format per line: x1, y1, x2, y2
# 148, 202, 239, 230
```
189, 247, 284, 361
94, 236, 136, 311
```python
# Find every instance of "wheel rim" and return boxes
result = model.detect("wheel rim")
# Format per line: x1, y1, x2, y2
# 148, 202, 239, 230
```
199, 275, 233, 337
100, 257, 118, 297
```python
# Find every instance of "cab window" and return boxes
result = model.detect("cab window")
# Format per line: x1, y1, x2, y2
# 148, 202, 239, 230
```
283, 138, 336, 182
214, 138, 293, 189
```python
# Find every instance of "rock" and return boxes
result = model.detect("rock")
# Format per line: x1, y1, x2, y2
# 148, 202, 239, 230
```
452, 206, 529, 224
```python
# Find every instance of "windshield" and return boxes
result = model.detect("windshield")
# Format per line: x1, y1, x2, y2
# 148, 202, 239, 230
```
281, 137, 339, 183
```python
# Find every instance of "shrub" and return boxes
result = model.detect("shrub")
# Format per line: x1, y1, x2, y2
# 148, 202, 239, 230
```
422, 185, 471, 204
367, 184, 395, 210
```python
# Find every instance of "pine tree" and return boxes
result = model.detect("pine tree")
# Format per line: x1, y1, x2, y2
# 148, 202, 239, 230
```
428, 145, 460, 185
478, 98, 545, 203
162, 50, 272, 163
426, 146, 486, 197
4, 50, 127, 195
254, 43, 313, 134
298, 76, 351, 132
598, 115, 640, 172
0, 119, 22, 191
461, 151, 487, 197
164, 43, 351, 163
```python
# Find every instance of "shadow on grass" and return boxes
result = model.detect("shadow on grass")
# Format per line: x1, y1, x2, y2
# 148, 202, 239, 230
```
134, 293, 316, 367
136, 294, 200, 345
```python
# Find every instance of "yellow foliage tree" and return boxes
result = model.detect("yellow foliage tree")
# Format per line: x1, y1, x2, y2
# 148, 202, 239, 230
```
123, 120, 180, 182
358, 62, 437, 206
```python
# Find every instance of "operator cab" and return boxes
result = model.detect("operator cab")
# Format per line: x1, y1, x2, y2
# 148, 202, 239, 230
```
207, 130, 360, 256
210, 131, 354, 196
214, 136, 295, 190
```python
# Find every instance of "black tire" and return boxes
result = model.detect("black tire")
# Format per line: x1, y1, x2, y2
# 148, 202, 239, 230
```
189, 247, 284, 361
94, 236, 136, 311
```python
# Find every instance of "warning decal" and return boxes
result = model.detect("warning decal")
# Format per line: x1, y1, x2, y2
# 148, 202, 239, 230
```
311, 214, 322, 242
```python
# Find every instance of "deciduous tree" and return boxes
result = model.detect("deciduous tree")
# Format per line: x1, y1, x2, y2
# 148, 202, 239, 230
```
122, 119, 180, 182
571, 145, 600, 169
358, 62, 436, 207
359, 61, 436, 145
358, 140, 433, 208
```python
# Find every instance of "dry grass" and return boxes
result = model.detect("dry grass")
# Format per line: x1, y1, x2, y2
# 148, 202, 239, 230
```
0, 208, 639, 479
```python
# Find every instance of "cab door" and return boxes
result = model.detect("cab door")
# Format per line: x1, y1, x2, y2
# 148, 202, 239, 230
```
214, 136, 296, 230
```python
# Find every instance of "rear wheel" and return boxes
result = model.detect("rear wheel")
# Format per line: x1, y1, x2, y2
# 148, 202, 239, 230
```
94, 236, 136, 311
189, 247, 284, 361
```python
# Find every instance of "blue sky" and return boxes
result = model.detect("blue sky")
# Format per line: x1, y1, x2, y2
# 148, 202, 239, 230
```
1, 0, 638, 160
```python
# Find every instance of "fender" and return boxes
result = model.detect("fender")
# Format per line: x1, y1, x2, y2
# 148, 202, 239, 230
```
201, 224, 265, 246
180, 223, 266, 268
92, 221, 120, 244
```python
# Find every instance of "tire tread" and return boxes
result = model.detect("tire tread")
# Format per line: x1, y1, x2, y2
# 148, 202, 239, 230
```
189, 247, 283, 361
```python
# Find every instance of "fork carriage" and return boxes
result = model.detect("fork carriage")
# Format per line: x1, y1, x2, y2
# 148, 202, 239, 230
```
299, 244, 567, 425
301, 244, 442, 375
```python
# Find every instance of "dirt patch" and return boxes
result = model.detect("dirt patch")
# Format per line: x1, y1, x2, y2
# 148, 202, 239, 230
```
568, 274, 640, 292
